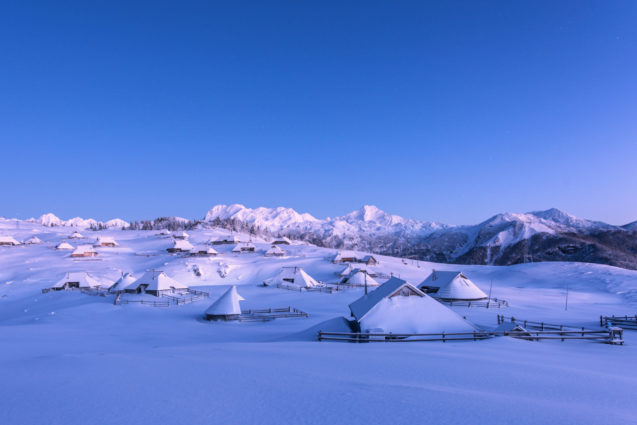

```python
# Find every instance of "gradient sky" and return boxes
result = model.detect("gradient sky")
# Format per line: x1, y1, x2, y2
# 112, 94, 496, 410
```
1, 1, 636, 225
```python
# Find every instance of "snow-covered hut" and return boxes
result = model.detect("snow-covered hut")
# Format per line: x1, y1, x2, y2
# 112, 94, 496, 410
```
0, 236, 21, 246
51, 272, 102, 291
264, 245, 285, 257
56, 241, 74, 250
232, 242, 255, 253
272, 237, 291, 245
210, 235, 242, 245
268, 267, 321, 289
417, 271, 487, 301
332, 251, 356, 264
108, 272, 137, 292
204, 286, 245, 320
69, 231, 83, 239
361, 255, 378, 266
158, 229, 171, 236
124, 271, 188, 296
348, 277, 475, 334
71, 244, 98, 258
94, 236, 118, 247
167, 239, 194, 253
189, 245, 218, 257
338, 264, 378, 278
340, 270, 380, 287
173, 231, 189, 240
332, 251, 378, 265
24, 236, 43, 245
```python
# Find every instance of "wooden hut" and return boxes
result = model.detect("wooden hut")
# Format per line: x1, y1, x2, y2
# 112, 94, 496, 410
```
417, 271, 487, 301
94, 236, 118, 247
172, 231, 189, 240
50, 272, 102, 291
204, 286, 245, 320
71, 244, 98, 258
56, 241, 74, 250
348, 277, 475, 334
167, 239, 194, 253
0, 236, 21, 246
24, 236, 43, 245
189, 245, 218, 257
272, 237, 291, 245
124, 270, 188, 296
264, 245, 285, 257
232, 242, 256, 253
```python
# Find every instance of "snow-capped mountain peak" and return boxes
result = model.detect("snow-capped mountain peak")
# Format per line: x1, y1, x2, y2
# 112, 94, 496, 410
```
204, 204, 319, 232
36, 213, 128, 229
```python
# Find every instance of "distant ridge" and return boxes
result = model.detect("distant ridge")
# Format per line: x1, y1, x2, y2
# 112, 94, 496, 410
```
4, 204, 637, 269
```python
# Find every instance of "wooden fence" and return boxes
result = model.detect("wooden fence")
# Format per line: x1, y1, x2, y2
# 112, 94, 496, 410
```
496, 315, 595, 332
238, 306, 309, 321
441, 298, 508, 308
161, 288, 210, 305
117, 298, 170, 307
276, 283, 342, 293
601, 315, 637, 330
317, 328, 623, 344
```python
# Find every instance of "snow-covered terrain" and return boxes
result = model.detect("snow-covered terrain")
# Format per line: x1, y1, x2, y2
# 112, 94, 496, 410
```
1, 220, 637, 425
8, 204, 636, 269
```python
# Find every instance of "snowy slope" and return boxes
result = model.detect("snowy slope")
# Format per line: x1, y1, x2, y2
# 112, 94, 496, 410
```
1, 224, 637, 425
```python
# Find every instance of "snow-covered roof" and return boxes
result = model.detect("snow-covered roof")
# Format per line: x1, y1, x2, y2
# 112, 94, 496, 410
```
357, 283, 476, 334
265, 245, 285, 256
271, 267, 320, 288
69, 232, 83, 239
56, 241, 74, 250
342, 270, 380, 286
349, 277, 425, 322
173, 231, 189, 239
158, 229, 171, 235
171, 240, 194, 251
210, 235, 243, 243
338, 263, 376, 277
126, 271, 188, 292
0, 236, 21, 245
109, 273, 137, 290
95, 236, 118, 246
52, 272, 102, 289
72, 244, 97, 255
205, 286, 245, 316
232, 242, 255, 252
418, 271, 487, 301
25, 236, 42, 244
273, 236, 291, 244
190, 245, 218, 254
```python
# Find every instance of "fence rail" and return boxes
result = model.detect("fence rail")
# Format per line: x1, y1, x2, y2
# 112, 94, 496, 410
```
276, 283, 342, 293
117, 299, 170, 307
441, 298, 508, 308
318, 328, 623, 344
238, 306, 309, 321
497, 315, 582, 331
601, 315, 637, 330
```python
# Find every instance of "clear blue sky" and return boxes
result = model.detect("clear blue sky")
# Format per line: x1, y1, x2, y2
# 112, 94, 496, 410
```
1, 1, 636, 225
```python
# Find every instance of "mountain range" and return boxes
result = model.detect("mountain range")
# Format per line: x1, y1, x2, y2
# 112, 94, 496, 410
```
7, 205, 637, 269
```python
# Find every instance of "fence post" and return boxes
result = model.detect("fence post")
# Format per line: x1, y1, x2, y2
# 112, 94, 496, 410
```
442, 332, 446, 343
541, 322, 544, 331
600, 315, 603, 327
318, 330, 322, 342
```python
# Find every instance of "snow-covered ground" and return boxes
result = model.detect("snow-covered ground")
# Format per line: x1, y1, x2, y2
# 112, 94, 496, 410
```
1, 222, 637, 425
